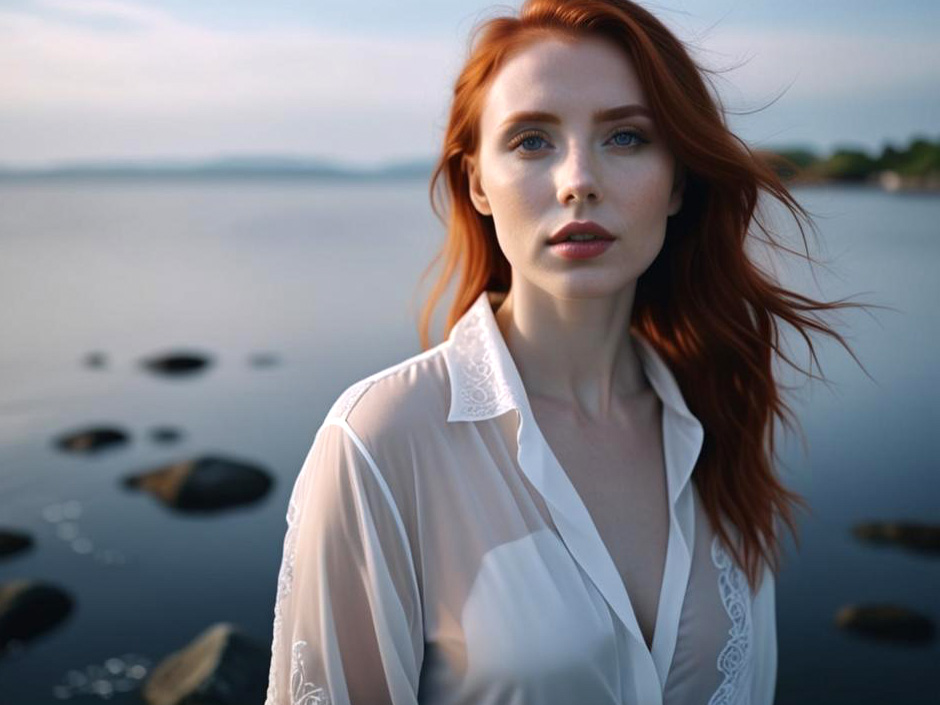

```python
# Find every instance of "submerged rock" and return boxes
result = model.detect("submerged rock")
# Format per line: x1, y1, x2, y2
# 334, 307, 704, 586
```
84, 351, 108, 368
55, 426, 129, 454
142, 623, 269, 705
149, 426, 184, 444
852, 521, 940, 554
123, 455, 273, 512
0, 579, 74, 654
0, 530, 33, 559
141, 351, 212, 377
835, 603, 935, 644
248, 352, 280, 368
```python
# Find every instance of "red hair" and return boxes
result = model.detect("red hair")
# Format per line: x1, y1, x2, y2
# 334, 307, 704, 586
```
415, 0, 873, 591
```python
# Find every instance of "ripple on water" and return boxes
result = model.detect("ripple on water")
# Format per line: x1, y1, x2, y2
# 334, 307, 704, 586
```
41, 500, 131, 567
52, 653, 152, 700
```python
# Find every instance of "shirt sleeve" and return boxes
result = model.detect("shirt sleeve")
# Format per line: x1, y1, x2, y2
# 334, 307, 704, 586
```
264, 419, 424, 705
749, 560, 778, 705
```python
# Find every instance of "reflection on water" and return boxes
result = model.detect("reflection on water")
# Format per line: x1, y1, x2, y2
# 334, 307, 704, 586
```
51, 653, 153, 700
0, 180, 937, 702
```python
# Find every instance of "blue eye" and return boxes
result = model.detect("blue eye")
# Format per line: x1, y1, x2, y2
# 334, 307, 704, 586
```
508, 127, 648, 154
609, 129, 646, 147
510, 131, 548, 152
521, 135, 546, 150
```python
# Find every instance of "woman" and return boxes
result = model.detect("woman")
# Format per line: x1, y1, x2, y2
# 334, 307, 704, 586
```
265, 1, 863, 703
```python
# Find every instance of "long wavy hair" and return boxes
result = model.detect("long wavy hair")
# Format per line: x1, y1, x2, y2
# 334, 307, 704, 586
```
415, 0, 872, 591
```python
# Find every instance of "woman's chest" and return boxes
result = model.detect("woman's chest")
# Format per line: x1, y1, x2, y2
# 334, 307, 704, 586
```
530, 396, 670, 650
414, 416, 753, 704
417, 458, 744, 705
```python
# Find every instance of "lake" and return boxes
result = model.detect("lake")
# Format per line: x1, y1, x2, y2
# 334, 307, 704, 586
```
0, 178, 936, 702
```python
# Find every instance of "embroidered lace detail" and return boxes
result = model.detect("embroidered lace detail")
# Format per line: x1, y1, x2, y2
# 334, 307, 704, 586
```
290, 641, 331, 704
265, 495, 301, 705
448, 293, 519, 419
708, 535, 753, 705
327, 378, 375, 420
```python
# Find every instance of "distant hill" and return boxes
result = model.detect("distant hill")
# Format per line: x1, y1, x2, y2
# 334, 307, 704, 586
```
3, 138, 938, 192
0, 155, 436, 180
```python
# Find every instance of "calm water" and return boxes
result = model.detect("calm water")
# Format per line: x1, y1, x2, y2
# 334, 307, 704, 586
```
0, 179, 936, 701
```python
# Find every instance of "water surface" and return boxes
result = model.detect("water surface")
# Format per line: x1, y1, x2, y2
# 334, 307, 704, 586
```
0, 179, 936, 701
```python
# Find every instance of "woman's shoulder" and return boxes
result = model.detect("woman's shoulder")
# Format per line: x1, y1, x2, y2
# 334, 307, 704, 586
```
323, 341, 453, 450
310, 343, 455, 524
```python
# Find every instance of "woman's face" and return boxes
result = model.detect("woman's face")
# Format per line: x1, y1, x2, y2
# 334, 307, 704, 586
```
466, 35, 684, 300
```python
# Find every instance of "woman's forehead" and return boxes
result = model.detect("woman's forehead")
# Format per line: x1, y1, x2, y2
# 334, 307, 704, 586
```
481, 36, 646, 126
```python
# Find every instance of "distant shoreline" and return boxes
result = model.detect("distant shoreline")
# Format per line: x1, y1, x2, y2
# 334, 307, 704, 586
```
786, 174, 940, 194
763, 136, 940, 194
2, 139, 938, 194
0, 159, 434, 182
0, 171, 935, 195
0, 170, 432, 182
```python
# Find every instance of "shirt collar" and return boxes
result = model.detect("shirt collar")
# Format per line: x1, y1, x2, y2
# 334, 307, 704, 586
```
443, 289, 701, 430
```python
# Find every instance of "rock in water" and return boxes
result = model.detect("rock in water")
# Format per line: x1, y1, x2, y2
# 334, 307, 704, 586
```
852, 521, 940, 554
0, 530, 33, 559
0, 579, 74, 653
835, 603, 935, 644
142, 623, 269, 705
141, 352, 212, 377
124, 455, 273, 512
248, 352, 280, 368
55, 426, 129, 454
84, 351, 108, 368
149, 426, 184, 444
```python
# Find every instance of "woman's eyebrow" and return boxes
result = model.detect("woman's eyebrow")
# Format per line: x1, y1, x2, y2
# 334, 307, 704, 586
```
498, 103, 652, 130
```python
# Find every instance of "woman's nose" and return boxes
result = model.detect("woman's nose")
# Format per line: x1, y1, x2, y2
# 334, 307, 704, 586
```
556, 146, 601, 205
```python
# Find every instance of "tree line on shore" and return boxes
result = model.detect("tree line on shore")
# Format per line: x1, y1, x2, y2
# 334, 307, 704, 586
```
761, 135, 940, 190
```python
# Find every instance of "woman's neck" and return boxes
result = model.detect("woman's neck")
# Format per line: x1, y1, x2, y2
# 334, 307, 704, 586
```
493, 282, 649, 421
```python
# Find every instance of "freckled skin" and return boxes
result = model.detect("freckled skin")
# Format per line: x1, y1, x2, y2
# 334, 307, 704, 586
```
462, 34, 685, 415
465, 35, 683, 304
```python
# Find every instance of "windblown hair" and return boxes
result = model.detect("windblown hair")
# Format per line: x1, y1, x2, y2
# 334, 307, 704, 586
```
415, 0, 871, 591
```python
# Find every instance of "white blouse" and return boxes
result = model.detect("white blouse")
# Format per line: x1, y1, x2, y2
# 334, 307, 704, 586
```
264, 290, 777, 705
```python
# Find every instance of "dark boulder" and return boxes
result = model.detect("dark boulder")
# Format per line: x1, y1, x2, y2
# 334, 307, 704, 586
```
0, 530, 33, 559
142, 352, 212, 377
0, 579, 74, 654
55, 426, 129, 454
124, 455, 273, 512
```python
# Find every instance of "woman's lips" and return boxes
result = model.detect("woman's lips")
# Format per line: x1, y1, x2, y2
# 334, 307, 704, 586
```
547, 220, 616, 244
548, 239, 614, 260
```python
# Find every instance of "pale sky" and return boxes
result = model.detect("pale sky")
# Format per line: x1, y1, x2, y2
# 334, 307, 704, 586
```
1, 0, 938, 167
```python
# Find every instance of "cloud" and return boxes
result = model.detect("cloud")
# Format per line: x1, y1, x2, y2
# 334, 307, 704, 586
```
0, 0, 460, 163
0, 0, 937, 164
34, 0, 185, 29
686, 24, 940, 104
1, 0, 458, 112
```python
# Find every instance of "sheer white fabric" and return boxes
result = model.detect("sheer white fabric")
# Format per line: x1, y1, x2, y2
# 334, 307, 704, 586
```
265, 290, 778, 705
